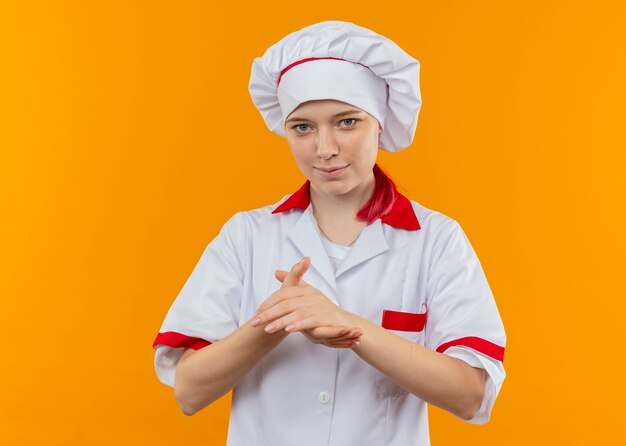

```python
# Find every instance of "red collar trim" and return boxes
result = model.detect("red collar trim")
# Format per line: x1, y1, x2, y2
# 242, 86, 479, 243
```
272, 181, 421, 231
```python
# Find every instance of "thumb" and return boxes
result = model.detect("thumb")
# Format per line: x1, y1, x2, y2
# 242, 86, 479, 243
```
280, 257, 310, 288
275, 269, 311, 286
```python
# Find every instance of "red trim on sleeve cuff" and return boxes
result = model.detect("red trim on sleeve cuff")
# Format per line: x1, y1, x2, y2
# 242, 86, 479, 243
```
152, 331, 212, 350
436, 336, 505, 362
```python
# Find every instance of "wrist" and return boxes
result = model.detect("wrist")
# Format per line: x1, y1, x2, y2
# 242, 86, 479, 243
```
245, 320, 289, 344
343, 311, 365, 329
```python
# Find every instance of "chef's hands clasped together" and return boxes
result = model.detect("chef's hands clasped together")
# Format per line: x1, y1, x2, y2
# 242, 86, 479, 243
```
250, 257, 364, 348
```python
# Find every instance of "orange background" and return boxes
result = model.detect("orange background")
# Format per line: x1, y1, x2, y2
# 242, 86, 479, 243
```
1, 1, 625, 444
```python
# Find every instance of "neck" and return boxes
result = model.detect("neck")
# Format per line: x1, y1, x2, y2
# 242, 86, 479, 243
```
310, 172, 375, 226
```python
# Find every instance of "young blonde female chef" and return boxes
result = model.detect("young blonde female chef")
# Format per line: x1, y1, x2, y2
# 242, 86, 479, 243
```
153, 21, 506, 446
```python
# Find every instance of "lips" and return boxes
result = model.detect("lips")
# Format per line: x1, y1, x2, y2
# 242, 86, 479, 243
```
314, 165, 349, 178
316, 165, 349, 173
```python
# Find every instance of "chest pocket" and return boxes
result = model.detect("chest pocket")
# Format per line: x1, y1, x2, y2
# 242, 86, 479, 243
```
373, 305, 428, 397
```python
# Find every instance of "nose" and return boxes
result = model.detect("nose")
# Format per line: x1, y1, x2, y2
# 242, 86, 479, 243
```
316, 128, 339, 159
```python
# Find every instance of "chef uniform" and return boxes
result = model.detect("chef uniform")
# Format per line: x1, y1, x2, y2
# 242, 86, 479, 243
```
153, 21, 506, 446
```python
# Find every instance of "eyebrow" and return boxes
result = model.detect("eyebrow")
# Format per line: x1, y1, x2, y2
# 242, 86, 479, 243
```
285, 109, 365, 124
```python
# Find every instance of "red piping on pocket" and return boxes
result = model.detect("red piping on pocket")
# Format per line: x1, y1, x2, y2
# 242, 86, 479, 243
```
382, 309, 427, 332
152, 331, 211, 350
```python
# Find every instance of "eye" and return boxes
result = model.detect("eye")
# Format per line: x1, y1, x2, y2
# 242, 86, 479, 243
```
292, 124, 310, 133
340, 118, 357, 127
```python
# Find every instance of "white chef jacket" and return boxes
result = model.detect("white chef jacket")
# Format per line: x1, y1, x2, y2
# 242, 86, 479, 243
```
153, 181, 506, 446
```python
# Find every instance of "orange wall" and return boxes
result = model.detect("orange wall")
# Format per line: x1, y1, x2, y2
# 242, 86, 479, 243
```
1, 1, 625, 444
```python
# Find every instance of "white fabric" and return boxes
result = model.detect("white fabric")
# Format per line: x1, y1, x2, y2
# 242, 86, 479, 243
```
153, 197, 506, 445
277, 58, 388, 130
249, 20, 422, 152
319, 234, 351, 272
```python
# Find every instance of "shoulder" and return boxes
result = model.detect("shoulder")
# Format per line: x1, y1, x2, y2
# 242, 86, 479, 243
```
209, 196, 289, 259
407, 198, 462, 236
405, 198, 479, 264
401, 197, 475, 261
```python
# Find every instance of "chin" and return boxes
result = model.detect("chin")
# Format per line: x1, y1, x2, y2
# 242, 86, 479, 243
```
311, 179, 356, 196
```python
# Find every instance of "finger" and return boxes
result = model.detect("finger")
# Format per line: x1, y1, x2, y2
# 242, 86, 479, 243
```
279, 313, 358, 334
254, 285, 312, 316
256, 300, 311, 331
300, 327, 348, 343
338, 327, 364, 339
308, 326, 364, 340
302, 327, 363, 343
256, 289, 330, 329
300, 330, 324, 345
300, 330, 360, 347
307, 326, 350, 339
322, 338, 361, 347
313, 334, 362, 344
322, 339, 361, 349
280, 257, 311, 288
263, 306, 313, 333
275, 269, 310, 286
280, 257, 310, 288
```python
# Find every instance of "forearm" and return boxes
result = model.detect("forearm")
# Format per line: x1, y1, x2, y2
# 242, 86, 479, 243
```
349, 314, 485, 420
174, 320, 286, 415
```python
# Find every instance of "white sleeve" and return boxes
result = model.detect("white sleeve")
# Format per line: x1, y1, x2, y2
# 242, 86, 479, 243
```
423, 219, 506, 424
152, 212, 247, 388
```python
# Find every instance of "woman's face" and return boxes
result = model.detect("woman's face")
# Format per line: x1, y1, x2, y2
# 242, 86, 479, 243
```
284, 99, 381, 197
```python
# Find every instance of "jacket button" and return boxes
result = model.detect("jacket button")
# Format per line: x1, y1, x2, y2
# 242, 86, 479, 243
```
318, 391, 331, 405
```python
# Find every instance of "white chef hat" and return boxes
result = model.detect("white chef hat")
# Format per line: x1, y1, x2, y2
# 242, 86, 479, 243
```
248, 21, 422, 152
